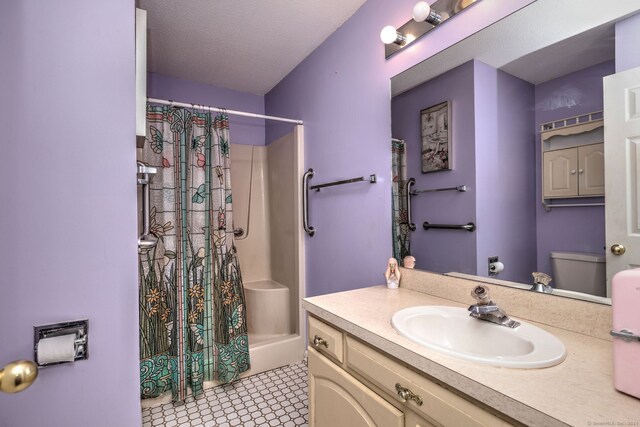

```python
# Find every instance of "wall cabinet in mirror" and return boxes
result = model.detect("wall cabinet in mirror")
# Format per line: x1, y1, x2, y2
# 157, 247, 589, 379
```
542, 119, 605, 199
543, 143, 604, 198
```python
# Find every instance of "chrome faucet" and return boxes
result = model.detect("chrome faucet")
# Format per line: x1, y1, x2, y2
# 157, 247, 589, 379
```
530, 272, 553, 294
468, 285, 520, 329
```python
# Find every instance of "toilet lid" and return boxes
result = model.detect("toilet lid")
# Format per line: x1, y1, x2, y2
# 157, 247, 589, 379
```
550, 251, 605, 263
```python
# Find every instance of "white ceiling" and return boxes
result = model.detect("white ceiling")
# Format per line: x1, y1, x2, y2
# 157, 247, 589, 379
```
138, 0, 367, 95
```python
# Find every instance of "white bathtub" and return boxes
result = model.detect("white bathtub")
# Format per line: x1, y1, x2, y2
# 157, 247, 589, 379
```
243, 280, 291, 346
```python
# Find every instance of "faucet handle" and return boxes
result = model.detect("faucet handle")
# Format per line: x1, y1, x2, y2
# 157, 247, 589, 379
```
532, 272, 552, 286
471, 285, 491, 305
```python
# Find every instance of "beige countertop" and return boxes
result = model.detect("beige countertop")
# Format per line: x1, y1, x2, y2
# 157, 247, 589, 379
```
303, 285, 640, 427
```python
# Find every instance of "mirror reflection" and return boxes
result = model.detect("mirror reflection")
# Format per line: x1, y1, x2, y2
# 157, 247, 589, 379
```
390, 1, 640, 304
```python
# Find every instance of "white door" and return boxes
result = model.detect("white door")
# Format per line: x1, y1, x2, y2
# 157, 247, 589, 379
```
604, 66, 640, 296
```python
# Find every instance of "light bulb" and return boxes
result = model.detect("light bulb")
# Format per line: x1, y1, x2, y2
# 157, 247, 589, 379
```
412, 1, 443, 25
380, 25, 399, 44
412, 1, 432, 22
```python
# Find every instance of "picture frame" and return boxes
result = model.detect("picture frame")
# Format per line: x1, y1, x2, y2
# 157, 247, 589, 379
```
420, 101, 451, 173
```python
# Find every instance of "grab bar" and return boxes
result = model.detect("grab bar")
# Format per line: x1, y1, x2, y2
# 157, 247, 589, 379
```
422, 222, 476, 232
303, 169, 315, 236
542, 201, 604, 211
137, 161, 158, 251
405, 178, 416, 231
411, 185, 467, 195
309, 174, 377, 191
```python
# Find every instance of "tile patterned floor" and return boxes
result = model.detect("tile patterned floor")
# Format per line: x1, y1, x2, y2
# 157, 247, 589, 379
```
142, 361, 308, 427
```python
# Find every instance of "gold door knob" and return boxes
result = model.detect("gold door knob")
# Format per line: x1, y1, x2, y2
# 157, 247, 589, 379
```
0, 360, 38, 394
611, 244, 626, 256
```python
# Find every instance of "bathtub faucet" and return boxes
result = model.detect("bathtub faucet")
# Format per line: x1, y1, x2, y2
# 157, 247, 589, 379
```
468, 285, 520, 329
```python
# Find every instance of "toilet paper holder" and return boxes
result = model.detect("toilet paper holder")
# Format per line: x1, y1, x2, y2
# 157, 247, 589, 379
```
33, 319, 88, 367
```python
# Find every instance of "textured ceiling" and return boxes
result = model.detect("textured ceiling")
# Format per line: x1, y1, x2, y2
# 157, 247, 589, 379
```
138, 0, 366, 95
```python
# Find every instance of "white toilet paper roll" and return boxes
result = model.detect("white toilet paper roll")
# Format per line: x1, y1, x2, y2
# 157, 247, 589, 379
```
37, 334, 76, 365
489, 261, 505, 273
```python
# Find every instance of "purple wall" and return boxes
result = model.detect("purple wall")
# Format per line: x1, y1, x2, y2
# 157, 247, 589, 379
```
148, 72, 266, 146
391, 60, 536, 283
615, 13, 640, 72
391, 61, 478, 275
0, 1, 140, 427
474, 61, 536, 284
265, 0, 535, 297
534, 61, 614, 275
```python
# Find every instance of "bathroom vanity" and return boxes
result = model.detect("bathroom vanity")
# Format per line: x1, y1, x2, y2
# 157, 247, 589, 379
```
307, 316, 513, 426
303, 269, 640, 426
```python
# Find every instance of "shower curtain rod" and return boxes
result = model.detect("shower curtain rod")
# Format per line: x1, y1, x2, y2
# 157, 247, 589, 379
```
147, 97, 303, 125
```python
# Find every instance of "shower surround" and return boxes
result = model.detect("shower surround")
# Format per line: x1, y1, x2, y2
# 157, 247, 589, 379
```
229, 128, 306, 377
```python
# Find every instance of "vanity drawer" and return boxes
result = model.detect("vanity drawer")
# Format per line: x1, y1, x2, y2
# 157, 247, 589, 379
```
309, 316, 344, 363
346, 336, 512, 427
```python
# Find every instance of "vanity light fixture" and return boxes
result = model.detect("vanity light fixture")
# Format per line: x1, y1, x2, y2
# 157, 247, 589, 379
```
382, 0, 482, 59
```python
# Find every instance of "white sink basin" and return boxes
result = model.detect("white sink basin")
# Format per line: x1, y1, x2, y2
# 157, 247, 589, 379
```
391, 306, 566, 368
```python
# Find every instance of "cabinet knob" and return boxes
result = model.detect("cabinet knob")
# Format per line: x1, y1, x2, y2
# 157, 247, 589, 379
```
578, 169, 584, 174
570, 169, 577, 174
611, 244, 626, 256
312, 335, 328, 348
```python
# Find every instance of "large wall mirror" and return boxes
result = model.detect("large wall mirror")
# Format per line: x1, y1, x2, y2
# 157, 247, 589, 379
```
390, 0, 640, 305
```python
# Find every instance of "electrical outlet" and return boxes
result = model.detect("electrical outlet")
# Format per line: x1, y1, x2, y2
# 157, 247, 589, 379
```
488, 256, 499, 276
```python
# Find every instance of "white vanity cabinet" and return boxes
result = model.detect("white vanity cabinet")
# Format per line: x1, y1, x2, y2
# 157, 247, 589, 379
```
307, 316, 515, 427
543, 143, 604, 198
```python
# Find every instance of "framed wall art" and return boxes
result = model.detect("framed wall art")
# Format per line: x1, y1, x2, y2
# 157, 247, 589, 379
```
420, 101, 451, 173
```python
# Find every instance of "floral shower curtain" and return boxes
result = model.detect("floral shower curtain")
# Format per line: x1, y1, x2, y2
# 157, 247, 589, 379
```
139, 106, 250, 401
392, 139, 411, 263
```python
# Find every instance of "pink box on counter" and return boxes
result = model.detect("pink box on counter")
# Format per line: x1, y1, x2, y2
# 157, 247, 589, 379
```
612, 268, 640, 400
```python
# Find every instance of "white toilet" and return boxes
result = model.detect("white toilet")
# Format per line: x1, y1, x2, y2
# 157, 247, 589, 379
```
550, 252, 606, 296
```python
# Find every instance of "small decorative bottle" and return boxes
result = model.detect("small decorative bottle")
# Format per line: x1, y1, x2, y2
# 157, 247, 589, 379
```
385, 257, 401, 289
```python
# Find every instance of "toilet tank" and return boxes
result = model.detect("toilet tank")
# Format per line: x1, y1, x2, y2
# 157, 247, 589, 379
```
550, 252, 606, 297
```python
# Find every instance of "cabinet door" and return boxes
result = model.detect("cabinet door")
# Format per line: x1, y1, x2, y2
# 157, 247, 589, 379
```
578, 143, 605, 196
308, 348, 404, 427
543, 148, 578, 198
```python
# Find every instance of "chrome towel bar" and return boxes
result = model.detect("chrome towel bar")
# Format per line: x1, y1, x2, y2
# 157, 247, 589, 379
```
404, 178, 467, 233
411, 185, 467, 195
309, 174, 377, 191
423, 222, 476, 232
302, 169, 377, 236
